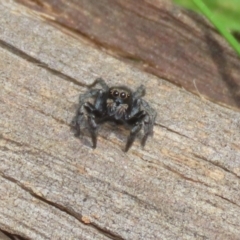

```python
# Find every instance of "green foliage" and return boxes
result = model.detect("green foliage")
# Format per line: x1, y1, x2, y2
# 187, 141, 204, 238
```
173, 0, 240, 56
173, 0, 240, 32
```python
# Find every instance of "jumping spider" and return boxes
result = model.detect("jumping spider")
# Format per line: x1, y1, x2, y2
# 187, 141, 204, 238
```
73, 78, 156, 152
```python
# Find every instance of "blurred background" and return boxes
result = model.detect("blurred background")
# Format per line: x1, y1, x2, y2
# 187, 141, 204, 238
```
173, 0, 240, 40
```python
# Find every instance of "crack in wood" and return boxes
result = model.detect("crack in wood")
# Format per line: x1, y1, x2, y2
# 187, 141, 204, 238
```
162, 164, 210, 187
0, 229, 29, 240
193, 153, 240, 180
214, 194, 240, 209
156, 123, 198, 143
0, 173, 124, 240
156, 123, 240, 181
0, 39, 85, 88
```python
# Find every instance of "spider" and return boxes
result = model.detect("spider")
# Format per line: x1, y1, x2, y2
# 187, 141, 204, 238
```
72, 78, 156, 152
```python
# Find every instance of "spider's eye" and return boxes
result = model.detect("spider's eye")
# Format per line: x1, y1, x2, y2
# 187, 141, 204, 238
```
113, 90, 119, 97
120, 92, 126, 99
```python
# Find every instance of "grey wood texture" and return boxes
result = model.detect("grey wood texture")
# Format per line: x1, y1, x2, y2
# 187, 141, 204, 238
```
0, 1, 240, 239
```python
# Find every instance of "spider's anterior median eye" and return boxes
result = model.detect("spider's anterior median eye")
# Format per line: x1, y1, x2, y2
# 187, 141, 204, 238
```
120, 92, 126, 99
113, 90, 119, 97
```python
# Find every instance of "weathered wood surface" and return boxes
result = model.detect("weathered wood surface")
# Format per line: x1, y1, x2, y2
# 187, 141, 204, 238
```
0, 231, 11, 240
16, 0, 240, 110
1, 0, 240, 239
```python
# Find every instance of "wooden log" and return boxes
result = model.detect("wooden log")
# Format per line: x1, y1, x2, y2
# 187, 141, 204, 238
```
0, 231, 11, 240
0, 1, 240, 239
16, 0, 240, 110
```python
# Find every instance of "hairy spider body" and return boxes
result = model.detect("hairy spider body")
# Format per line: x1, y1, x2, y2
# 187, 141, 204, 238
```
73, 78, 156, 152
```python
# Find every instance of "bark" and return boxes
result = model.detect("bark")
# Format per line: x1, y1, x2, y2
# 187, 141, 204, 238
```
0, 1, 240, 239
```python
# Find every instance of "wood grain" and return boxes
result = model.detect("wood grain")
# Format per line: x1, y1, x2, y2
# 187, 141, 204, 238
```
1, 1, 240, 239
16, 0, 240, 110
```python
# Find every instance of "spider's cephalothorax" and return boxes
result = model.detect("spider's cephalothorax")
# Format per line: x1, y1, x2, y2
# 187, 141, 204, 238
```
73, 78, 156, 152
107, 87, 132, 120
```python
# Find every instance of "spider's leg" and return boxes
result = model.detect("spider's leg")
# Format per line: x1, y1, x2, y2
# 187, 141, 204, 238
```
94, 89, 107, 114
79, 79, 107, 112
126, 110, 146, 125
125, 98, 142, 122
140, 99, 157, 122
84, 102, 100, 149
74, 79, 108, 148
75, 88, 101, 136
73, 99, 92, 137
74, 110, 84, 137
141, 115, 152, 147
87, 114, 98, 149
79, 89, 100, 104
94, 78, 109, 91
125, 111, 146, 152
133, 85, 146, 99
125, 123, 143, 152
140, 99, 157, 146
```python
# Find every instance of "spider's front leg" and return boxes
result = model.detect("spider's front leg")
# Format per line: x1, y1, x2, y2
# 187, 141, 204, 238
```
74, 89, 100, 138
141, 114, 152, 147
84, 102, 99, 148
125, 111, 146, 152
83, 89, 107, 148
74, 79, 108, 138
140, 99, 157, 147
125, 123, 142, 152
